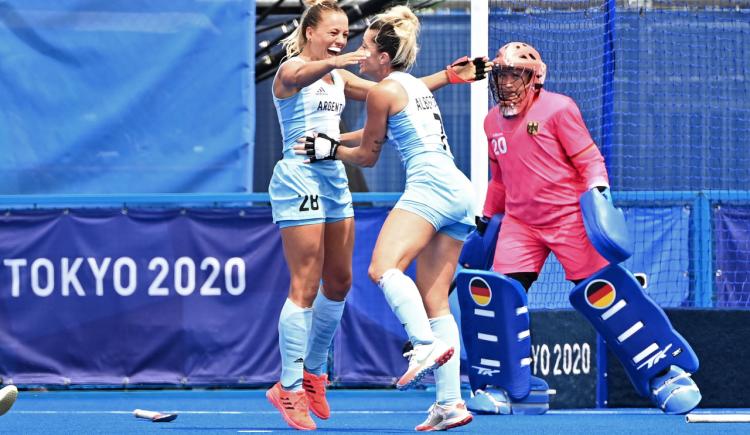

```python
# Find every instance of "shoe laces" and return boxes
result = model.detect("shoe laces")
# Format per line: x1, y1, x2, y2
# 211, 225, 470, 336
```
403, 348, 418, 360
425, 402, 449, 419
404, 343, 434, 367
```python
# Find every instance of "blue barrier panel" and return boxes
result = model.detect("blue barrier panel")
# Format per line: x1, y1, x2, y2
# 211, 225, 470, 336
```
0, 199, 746, 386
714, 205, 750, 307
0, 1, 254, 194
332, 208, 412, 385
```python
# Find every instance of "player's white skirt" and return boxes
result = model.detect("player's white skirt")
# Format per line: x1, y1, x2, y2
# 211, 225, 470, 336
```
269, 158, 353, 227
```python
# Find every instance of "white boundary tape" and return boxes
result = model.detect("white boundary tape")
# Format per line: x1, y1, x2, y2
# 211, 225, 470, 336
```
686, 413, 750, 423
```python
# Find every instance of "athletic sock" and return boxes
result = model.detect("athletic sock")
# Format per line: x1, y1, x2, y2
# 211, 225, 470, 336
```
378, 269, 434, 346
305, 287, 346, 375
430, 314, 462, 405
278, 298, 312, 391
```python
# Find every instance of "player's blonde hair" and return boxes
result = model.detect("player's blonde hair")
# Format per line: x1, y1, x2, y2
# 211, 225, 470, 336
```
280, 0, 345, 58
368, 5, 420, 71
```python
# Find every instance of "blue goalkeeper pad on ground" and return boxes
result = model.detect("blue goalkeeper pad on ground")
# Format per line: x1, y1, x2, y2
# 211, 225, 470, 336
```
569, 264, 699, 398
580, 188, 633, 264
456, 269, 531, 400
466, 375, 550, 415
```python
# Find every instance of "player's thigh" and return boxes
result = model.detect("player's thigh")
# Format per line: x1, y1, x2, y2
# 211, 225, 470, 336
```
544, 216, 609, 281
280, 223, 325, 305
416, 232, 463, 318
321, 217, 354, 299
492, 215, 550, 275
369, 208, 436, 281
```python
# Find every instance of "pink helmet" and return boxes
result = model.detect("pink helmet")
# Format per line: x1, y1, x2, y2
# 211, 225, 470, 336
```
494, 41, 546, 87
490, 42, 547, 117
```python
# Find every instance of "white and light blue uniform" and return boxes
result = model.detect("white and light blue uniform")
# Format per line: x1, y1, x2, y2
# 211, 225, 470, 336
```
385, 71, 476, 240
269, 57, 353, 227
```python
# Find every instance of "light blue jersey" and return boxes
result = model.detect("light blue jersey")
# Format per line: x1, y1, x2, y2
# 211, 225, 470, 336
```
385, 72, 476, 240
269, 58, 353, 227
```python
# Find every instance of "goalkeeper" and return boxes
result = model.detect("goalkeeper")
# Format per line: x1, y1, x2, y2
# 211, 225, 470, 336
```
459, 41, 701, 416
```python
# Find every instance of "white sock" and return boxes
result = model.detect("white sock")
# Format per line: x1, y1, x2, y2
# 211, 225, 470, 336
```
378, 269, 434, 346
278, 298, 312, 391
305, 287, 346, 375
430, 314, 462, 405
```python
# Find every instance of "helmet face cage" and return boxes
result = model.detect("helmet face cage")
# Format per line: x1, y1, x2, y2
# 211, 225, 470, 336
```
489, 65, 534, 106
490, 42, 547, 116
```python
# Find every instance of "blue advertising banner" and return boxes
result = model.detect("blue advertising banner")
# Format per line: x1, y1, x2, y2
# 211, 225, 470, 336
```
333, 208, 411, 386
0, 1, 254, 194
0, 208, 285, 385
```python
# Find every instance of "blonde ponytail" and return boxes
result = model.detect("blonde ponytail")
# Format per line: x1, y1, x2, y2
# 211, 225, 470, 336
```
369, 5, 420, 70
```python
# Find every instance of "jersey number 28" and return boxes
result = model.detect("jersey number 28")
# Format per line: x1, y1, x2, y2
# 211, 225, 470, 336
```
299, 195, 320, 212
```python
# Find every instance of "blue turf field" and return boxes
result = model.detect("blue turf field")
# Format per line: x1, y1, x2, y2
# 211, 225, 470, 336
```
2, 389, 748, 434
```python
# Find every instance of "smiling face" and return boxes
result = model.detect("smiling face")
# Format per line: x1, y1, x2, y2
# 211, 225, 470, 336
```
303, 10, 349, 61
358, 29, 385, 79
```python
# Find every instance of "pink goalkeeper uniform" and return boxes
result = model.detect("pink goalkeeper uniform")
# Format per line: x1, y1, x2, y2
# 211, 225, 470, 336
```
484, 89, 609, 280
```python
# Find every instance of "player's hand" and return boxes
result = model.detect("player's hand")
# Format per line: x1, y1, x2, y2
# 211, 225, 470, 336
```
475, 215, 490, 236
595, 186, 613, 204
446, 55, 492, 84
294, 132, 340, 163
330, 49, 369, 69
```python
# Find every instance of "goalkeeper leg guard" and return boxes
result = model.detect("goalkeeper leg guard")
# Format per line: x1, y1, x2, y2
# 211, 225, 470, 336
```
456, 269, 531, 399
570, 264, 700, 413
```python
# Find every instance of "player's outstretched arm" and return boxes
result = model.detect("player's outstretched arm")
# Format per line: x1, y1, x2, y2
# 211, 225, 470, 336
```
277, 49, 369, 96
339, 55, 492, 101
421, 56, 492, 91
338, 68, 375, 101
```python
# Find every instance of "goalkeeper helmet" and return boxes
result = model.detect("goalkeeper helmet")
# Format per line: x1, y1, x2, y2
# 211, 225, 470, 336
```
490, 42, 547, 117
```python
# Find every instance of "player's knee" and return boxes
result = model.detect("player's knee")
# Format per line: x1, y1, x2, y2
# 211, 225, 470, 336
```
367, 263, 382, 284
322, 272, 352, 296
288, 278, 321, 305
369, 259, 399, 284
424, 303, 450, 319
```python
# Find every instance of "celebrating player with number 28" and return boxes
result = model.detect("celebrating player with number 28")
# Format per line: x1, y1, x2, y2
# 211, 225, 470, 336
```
268, 0, 489, 431
457, 41, 701, 416
297, 5, 490, 431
